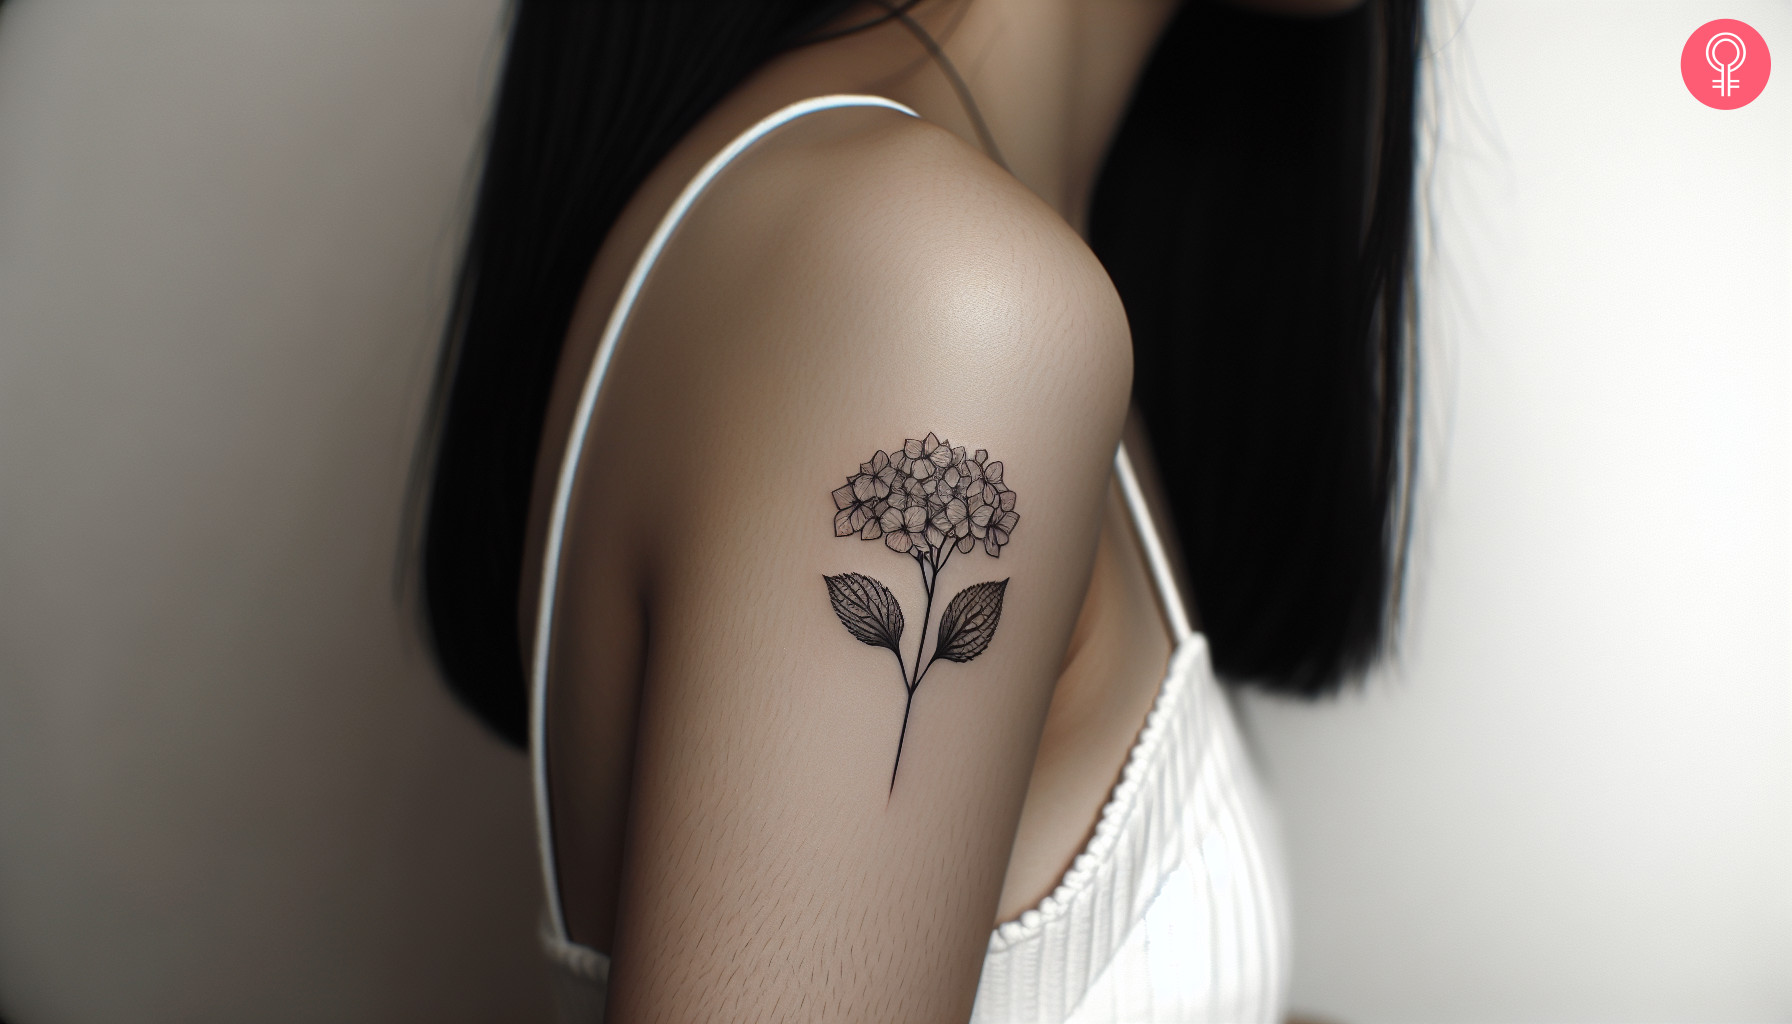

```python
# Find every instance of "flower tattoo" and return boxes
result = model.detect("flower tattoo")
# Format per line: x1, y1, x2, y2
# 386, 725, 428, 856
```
823, 432, 1020, 792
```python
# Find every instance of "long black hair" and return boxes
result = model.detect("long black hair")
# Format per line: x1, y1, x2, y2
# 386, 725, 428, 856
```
419, 0, 1423, 747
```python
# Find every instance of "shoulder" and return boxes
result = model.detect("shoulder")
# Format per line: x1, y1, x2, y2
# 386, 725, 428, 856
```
601, 103, 1137, 587
638, 106, 1133, 421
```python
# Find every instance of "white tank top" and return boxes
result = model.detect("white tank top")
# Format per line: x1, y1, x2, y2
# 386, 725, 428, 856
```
530, 95, 1291, 1023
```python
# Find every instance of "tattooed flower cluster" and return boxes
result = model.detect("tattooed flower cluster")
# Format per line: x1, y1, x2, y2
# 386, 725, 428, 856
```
831, 432, 1020, 558
824, 431, 1020, 791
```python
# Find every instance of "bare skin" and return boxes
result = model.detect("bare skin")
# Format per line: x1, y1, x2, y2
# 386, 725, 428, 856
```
517, 0, 1354, 1018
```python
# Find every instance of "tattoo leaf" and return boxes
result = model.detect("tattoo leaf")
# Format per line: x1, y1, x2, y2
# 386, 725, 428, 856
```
824, 572, 905, 653
933, 579, 1009, 664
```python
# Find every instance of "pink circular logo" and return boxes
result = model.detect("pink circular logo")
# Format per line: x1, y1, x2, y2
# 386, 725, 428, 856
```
1682, 19, 1770, 109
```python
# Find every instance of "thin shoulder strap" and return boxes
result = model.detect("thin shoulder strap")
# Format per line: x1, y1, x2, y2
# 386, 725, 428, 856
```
1113, 441, 1196, 646
531, 95, 920, 946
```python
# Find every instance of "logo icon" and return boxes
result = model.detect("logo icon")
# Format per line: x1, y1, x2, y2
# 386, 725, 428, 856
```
1682, 20, 1770, 109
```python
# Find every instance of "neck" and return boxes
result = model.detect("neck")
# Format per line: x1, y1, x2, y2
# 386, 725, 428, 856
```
793, 0, 1182, 237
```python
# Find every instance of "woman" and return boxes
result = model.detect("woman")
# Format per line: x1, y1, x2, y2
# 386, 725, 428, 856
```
419, 0, 1420, 1019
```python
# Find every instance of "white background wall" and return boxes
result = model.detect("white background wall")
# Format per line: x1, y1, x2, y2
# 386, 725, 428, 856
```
0, 2, 1786, 1022
1240, 2, 1792, 1021
0, 3, 548, 1021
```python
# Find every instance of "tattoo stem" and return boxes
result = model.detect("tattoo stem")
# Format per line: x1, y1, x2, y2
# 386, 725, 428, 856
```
912, 653, 939, 691
907, 545, 953, 691
890, 687, 916, 794
891, 543, 960, 792
909, 556, 936, 694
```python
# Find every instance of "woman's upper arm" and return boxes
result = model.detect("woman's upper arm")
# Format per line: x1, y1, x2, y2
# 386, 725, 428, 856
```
598, 123, 1132, 1021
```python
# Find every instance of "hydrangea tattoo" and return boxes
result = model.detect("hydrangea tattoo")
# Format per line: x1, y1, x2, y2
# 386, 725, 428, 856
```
823, 432, 1020, 792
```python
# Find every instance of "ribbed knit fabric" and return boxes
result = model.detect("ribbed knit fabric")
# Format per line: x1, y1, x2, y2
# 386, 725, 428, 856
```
968, 635, 1290, 1023
530, 96, 1290, 1023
